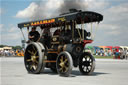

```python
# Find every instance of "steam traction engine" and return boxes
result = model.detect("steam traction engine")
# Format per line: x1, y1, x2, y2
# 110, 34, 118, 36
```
18, 9, 103, 76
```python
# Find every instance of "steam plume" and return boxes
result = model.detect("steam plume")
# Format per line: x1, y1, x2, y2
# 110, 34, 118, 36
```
31, 0, 88, 20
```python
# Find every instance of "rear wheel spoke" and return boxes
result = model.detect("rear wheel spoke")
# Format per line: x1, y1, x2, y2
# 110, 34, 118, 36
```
35, 60, 38, 64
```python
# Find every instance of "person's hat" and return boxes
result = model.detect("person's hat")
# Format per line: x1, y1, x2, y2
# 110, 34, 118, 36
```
32, 26, 36, 29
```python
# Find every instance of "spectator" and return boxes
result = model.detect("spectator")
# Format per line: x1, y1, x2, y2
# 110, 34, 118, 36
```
126, 50, 128, 60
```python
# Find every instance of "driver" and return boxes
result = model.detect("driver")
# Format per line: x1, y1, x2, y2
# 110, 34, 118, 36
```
28, 26, 40, 42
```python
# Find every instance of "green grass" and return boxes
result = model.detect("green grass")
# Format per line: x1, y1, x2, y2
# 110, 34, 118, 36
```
93, 55, 114, 59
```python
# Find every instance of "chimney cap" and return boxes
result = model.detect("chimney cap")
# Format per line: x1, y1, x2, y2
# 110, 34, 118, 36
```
69, 9, 82, 13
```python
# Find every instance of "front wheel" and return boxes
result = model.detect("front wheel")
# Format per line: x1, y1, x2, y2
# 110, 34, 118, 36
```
56, 51, 73, 77
79, 52, 95, 75
24, 42, 45, 74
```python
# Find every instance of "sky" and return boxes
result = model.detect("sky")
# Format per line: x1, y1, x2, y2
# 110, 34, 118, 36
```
0, 0, 128, 46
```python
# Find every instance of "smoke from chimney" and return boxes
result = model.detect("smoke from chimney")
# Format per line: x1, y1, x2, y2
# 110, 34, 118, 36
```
31, 0, 88, 20
59, 0, 88, 13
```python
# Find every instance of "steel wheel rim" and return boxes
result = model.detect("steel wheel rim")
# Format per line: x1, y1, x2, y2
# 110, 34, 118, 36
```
25, 45, 39, 72
81, 55, 93, 73
57, 54, 69, 73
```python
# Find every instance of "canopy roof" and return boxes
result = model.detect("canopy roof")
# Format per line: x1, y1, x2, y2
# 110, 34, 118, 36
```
18, 10, 103, 29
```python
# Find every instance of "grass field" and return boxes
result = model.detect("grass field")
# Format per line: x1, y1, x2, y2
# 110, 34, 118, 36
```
0, 55, 115, 59
93, 55, 114, 59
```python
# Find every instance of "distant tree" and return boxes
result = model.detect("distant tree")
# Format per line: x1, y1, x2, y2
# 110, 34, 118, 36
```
0, 45, 22, 50
0, 45, 7, 47
12, 46, 22, 50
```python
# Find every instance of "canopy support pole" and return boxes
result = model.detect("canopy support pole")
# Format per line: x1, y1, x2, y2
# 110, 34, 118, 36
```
75, 21, 82, 42
91, 23, 93, 39
72, 20, 74, 42
93, 22, 99, 40
82, 21, 84, 40
20, 28, 26, 42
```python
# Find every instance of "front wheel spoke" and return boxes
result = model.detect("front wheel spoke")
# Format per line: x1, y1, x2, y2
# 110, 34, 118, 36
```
35, 56, 39, 58
26, 59, 32, 62
30, 65, 33, 70
32, 46, 36, 52
28, 50, 33, 55
34, 51, 37, 56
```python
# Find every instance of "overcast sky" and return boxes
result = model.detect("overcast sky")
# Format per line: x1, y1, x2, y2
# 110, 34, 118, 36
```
0, 0, 128, 46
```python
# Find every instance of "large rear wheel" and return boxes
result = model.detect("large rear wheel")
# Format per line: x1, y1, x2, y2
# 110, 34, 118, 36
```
24, 42, 45, 74
56, 51, 73, 77
79, 52, 95, 75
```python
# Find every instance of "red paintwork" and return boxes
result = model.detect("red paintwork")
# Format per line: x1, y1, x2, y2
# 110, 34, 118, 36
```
113, 46, 120, 52
83, 40, 93, 47
113, 46, 121, 59
106, 46, 113, 52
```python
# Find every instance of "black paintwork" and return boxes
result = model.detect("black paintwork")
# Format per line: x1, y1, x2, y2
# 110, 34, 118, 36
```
18, 11, 103, 29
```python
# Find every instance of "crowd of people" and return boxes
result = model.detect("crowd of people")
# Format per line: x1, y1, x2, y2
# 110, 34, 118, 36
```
94, 48, 128, 59
95, 49, 112, 56
0, 49, 24, 57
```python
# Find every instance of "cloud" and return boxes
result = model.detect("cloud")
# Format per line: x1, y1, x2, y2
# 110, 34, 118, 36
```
103, 3, 128, 23
87, 0, 109, 11
0, 24, 4, 29
91, 2, 128, 46
102, 3, 128, 33
15, 0, 63, 20
0, 9, 1, 15
0, 8, 4, 15
15, 2, 39, 18
0, 8, 6, 15
15, 0, 108, 20
0, 8, 2, 14
0, 24, 4, 44
1, 24, 27, 46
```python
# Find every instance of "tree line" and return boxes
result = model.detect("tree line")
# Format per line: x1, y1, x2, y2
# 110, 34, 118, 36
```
0, 45, 22, 50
